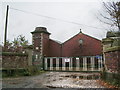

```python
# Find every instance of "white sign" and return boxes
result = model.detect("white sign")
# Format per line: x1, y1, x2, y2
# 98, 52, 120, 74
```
65, 58, 70, 62
76, 58, 79, 60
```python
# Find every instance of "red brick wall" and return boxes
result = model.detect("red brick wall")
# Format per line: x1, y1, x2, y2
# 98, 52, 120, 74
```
105, 50, 120, 73
32, 33, 41, 51
62, 33, 102, 57
48, 39, 61, 57
34, 32, 102, 57
42, 34, 50, 56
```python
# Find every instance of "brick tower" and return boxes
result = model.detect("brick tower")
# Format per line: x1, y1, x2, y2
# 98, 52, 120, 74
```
31, 27, 50, 68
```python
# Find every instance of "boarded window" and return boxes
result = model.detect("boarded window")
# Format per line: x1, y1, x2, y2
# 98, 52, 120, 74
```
47, 59, 50, 67
72, 58, 76, 67
53, 58, 56, 67
87, 57, 91, 68
65, 62, 69, 67
59, 58, 62, 67
94, 57, 98, 69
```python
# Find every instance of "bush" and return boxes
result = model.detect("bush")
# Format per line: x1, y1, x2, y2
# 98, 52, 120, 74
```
2, 66, 45, 77
23, 66, 40, 76
101, 71, 120, 87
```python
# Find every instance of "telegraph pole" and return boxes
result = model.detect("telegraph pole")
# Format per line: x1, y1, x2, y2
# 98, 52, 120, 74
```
4, 5, 9, 47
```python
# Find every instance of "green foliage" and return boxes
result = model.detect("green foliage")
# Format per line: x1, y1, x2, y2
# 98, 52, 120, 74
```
105, 46, 120, 52
107, 31, 120, 37
23, 66, 40, 76
12, 35, 29, 47
4, 35, 29, 52
101, 71, 120, 87
6, 40, 12, 47
2, 66, 45, 78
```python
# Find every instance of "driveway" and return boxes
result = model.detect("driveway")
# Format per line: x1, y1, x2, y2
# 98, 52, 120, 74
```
2, 71, 105, 88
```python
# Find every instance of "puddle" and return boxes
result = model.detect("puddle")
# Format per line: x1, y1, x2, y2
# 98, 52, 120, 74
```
60, 74, 100, 80
44, 72, 103, 88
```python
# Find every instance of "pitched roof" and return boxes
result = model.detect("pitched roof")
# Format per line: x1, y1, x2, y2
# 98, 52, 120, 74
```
63, 32, 101, 44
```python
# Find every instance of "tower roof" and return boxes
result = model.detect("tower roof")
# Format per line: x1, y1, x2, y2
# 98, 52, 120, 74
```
31, 27, 51, 35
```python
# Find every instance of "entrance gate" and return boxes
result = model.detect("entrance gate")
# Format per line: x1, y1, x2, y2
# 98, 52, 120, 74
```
44, 56, 103, 71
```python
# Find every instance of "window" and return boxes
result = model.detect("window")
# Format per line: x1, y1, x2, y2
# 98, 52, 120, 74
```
59, 58, 62, 67
35, 55, 38, 59
36, 47, 39, 50
79, 39, 83, 45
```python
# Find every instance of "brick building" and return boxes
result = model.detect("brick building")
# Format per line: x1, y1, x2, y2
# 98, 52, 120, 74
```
31, 27, 103, 71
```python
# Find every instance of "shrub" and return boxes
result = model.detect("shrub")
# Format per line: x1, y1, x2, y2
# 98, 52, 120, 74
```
101, 71, 120, 87
2, 66, 44, 77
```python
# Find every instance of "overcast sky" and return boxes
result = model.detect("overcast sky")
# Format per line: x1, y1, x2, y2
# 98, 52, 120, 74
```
1, 0, 116, 45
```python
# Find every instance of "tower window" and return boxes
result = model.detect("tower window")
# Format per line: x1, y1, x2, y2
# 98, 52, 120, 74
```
36, 47, 39, 50
35, 55, 38, 59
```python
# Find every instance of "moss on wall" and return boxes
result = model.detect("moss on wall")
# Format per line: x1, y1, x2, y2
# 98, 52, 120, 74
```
104, 46, 120, 52
101, 71, 120, 87
2, 66, 45, 77
2, 52, 28, 56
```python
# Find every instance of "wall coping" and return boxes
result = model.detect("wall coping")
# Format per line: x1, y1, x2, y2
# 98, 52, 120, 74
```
104, 46, 120, 53
2, 52, 28, 56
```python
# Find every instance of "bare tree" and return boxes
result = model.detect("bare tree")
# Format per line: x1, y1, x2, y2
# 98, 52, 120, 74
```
100, 1, 120, 31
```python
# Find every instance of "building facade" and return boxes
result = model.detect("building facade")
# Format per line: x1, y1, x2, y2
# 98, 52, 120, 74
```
31, 27, 103, 71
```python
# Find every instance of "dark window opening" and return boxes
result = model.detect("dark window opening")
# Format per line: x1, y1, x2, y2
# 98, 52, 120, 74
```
59, 58, 62, 67
95, 57, 98, 69
65, 62, 69, 67
47, 59, 50, 67
87, 57, 91, 68
72, 58, 76, 67
53, 58, 56, 67
79, 57, 83, 67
